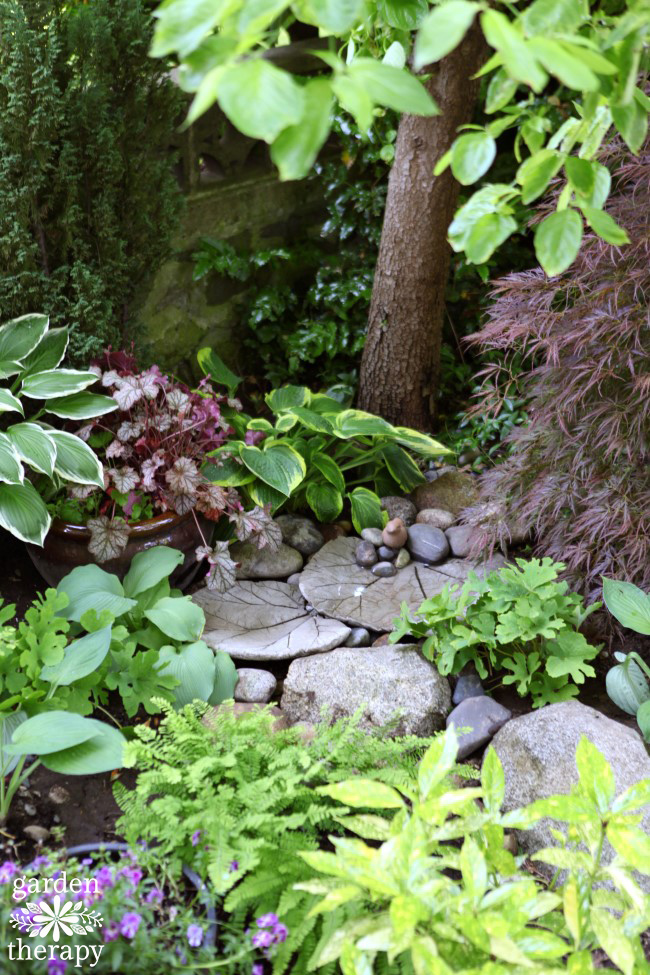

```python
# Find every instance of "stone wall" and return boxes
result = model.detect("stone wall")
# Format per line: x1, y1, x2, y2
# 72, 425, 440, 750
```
137, 101, 326, 383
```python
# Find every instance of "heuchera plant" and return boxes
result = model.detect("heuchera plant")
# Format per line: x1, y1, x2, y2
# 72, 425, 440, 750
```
54, 350, 280, 590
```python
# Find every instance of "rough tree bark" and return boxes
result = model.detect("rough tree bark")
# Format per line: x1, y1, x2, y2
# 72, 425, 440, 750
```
357, 25, 486, 429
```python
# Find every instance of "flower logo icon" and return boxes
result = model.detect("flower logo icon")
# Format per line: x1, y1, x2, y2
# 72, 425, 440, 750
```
31, 897, 83, 941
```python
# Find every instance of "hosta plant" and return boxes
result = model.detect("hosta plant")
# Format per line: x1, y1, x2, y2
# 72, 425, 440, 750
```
603, 576, 650, 742
199, 349, 450, 531
51, 348, 280, 589
55, 546, 237, 717
301, 730, 650, 975
392, 557, 601, 707
0, 314, 115, 545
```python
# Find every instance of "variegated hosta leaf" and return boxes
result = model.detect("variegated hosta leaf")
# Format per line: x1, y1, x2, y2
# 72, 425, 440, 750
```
87, 516, 130, 561
0, 432, 24, 484
198, 541, 238, 593
230, 505, 282, 550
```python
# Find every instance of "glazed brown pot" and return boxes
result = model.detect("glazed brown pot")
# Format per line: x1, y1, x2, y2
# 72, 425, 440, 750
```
27, 511, 211, 590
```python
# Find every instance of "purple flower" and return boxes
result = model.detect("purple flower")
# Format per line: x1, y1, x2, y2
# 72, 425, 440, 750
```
256, 913, 278, 929
94, 866, 114, 889
145, 887, 163, 905
273, 923, 288, 944
118, 866, 143, 888
252, 965, 264, 975
103, 922, 120, 943
30, 855, 51, 871
0, 861, 17, 883
230, 860, 239, 872
47, 958, 66, 975
81, 858, 93, 866
190, 830, 202, 847
187, 924, 203, 947
252, 930, 274, 950
119, 912, 142, 939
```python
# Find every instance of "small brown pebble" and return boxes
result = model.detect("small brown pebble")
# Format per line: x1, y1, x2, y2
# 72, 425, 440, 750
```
372, 633, 392, 646
24, 825, 50, 843
382, 517, 407, 549
48, 786, 71, 805
503, 833, 518, 854
321, 523, 348, 542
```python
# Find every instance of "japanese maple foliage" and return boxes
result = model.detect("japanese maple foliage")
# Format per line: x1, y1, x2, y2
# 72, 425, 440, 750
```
63, 350, 280, 589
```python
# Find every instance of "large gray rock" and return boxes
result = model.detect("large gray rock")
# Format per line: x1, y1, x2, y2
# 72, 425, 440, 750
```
407, 524, 450, 564
446, 696, 511, 759
416, 508, 456, 530
488, 701, 650, 884
275, 515, 325, 556
281, 645, 451, 735
445, 525, 478, 558
299, 537, 504, 631
413, 469, 479, 516
194, 580, 350, 660
231, 541, 303, 580
235, 668, 277, 703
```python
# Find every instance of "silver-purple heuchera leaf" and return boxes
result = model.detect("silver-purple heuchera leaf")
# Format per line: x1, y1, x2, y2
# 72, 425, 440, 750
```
87, 515, 130, 561
230, 505, 282, 551
197, 541, 238, 593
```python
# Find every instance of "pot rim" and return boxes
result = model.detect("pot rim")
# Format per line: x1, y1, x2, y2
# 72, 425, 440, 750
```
48, 510, 190, 540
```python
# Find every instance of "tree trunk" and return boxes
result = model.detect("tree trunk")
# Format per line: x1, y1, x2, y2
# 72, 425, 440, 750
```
357, 26, 486, 429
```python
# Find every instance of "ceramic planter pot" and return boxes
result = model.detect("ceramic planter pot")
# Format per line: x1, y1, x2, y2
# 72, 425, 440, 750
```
27, 510, 210, 590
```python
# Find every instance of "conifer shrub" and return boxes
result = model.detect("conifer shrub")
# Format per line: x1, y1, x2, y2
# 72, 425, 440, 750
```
0, 0, 183, 362
468, 134, 650, 600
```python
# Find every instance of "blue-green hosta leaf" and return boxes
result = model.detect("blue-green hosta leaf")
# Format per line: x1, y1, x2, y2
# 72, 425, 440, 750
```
208, 650, 237, 705
636, 700, 650, 743
57, 564, 137, 622
272, 78, 333, 180
21, 369, 98, 400
0, 433, 24, 484
123, 546, 185, 598
266, 385, 310, 413
606, 656, 650, 716
415, 1, 480, 69
158, 640, 215, 707
144, 596, 205, 643
0, 390, 23, 415
534, 209, 583, 277
18, 327, 68, 374
40, 626, 113, 686
49, 430, 104, 487
217, 59, 305, 144
0, 313, 49, 363
7, 423, 56, 477
6, 711, 99, 756
41, 719, 126, 775
0, 481, 51, 545
349, 486, 383, 533
603, 578, 650, 635
306, 482, 344, 523
45, 392, 118, 420
0, 711, 27, 776
240, 443, 306, 496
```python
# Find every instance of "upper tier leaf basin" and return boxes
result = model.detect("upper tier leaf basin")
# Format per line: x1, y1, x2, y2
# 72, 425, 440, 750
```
26, 510, 209, 591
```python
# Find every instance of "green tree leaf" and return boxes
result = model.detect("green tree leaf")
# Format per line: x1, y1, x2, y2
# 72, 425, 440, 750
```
528, 37, 599, 90
534, 209, 583, 276
451, 131, 497, 185
347, 59, 439, 116
151, 0, 228, 58
294, 0, 364, 33
377, 0, 428, 30
465, 212, 517, 263
580, 205, 630, 246
271, 79, 334, 181
612, 98, 648, 153
217, 59, 305, 143
565, 156, 596, 195
414, 1, 479, 69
